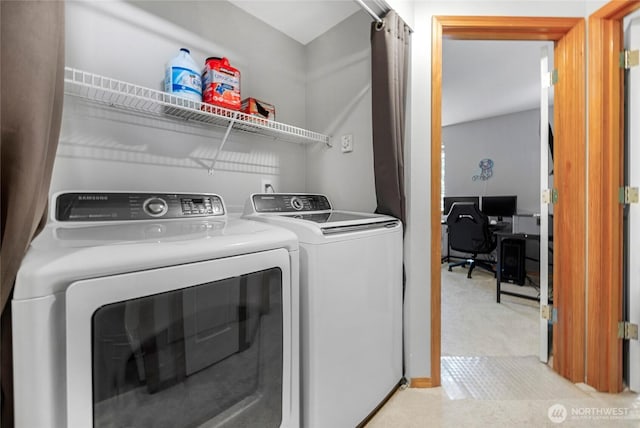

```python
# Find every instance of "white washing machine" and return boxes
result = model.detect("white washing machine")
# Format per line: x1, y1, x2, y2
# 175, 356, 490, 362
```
243, 193, 403, 428
12, 192, 300, 428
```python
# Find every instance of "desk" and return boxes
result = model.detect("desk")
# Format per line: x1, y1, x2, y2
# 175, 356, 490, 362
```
489, 222, 512, 233
494, 231, 552, 303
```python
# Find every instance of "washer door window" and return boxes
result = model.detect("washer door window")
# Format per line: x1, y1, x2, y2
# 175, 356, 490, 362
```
66, 249, 292, 428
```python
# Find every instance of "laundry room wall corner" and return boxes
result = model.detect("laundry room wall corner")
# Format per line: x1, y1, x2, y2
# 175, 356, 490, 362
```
305, 10, 377, 212
52, 0, 310, 213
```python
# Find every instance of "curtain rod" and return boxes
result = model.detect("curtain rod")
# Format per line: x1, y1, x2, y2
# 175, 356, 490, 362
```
354, 0, 383, 24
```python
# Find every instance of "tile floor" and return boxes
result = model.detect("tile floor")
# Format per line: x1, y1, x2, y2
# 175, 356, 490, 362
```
365, 266, 640, 427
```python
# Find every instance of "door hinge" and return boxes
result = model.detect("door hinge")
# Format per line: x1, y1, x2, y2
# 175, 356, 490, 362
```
542, 69, 558, 88
541, 305, 557, 323
619, 186, 639, 204
618, 322, 639, 340
542, 188, 558, 204
620, 49, 639, 69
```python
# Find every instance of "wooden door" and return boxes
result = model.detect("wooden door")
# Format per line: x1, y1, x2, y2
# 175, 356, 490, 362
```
587, 0, 640, 393
551, 20, 587, 382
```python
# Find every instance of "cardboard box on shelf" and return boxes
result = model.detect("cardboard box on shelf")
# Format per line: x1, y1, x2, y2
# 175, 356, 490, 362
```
241, 98, 276, 121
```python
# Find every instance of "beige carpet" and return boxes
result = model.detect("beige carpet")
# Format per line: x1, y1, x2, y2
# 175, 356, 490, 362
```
442, 263, 539, 357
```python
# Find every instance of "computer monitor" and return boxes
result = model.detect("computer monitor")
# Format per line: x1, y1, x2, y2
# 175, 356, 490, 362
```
481, 195, 517, 221
443, 196, 480, 215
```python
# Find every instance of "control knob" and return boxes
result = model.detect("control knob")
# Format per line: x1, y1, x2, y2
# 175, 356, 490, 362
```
143, 197, 168, 217
290, 196, 304, 211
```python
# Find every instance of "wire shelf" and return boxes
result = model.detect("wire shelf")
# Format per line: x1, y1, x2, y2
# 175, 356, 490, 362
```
63, 67, 330, 145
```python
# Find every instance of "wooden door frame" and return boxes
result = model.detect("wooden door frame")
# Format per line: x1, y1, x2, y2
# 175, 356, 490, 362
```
429, 16, 585, 387
587, 0, 640, 393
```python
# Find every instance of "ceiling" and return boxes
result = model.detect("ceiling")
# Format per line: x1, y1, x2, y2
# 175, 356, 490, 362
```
442, 39, 555, 127
229, 1, 553, 127
232, 0, 362, 45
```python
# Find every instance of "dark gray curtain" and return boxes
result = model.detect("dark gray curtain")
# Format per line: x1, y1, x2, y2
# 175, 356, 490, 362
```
371, 10, 410, 225
1, 1, 65, 426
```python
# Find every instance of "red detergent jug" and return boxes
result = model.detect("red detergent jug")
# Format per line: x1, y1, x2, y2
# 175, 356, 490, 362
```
202, 57, 241, 110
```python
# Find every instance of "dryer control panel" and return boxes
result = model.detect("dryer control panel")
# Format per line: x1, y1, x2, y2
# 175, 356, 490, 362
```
56, 192, 225, 221
252, 194, 331, 213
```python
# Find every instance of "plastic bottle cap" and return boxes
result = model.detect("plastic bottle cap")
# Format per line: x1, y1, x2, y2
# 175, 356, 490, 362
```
180, 48, 190, 54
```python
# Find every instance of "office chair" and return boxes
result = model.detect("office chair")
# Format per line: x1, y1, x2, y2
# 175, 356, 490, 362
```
446, 202, 497, 278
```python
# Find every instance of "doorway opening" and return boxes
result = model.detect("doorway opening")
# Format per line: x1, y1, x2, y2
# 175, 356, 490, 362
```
440, 38, 554, 363
430, 16, 586, 388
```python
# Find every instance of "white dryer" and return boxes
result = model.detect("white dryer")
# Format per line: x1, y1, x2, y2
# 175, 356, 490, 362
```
243, 193, 403, 428
12, 192, 300, 428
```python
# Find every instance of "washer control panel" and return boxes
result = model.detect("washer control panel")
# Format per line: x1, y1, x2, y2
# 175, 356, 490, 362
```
252, 194, 331, 213
56, 192, 225, 221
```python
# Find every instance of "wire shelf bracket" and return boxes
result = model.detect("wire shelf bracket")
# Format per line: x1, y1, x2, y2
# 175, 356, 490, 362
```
208, 113, 238, 175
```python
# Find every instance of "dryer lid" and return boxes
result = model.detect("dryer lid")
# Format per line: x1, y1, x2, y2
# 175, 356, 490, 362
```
14, 193, 299, 301
14, 217, 297, 300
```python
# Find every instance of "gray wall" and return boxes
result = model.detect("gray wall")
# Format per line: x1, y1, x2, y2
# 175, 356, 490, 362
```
305, 11, 377, 213
54, 0, 309, 212
442, 108, 554, 215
